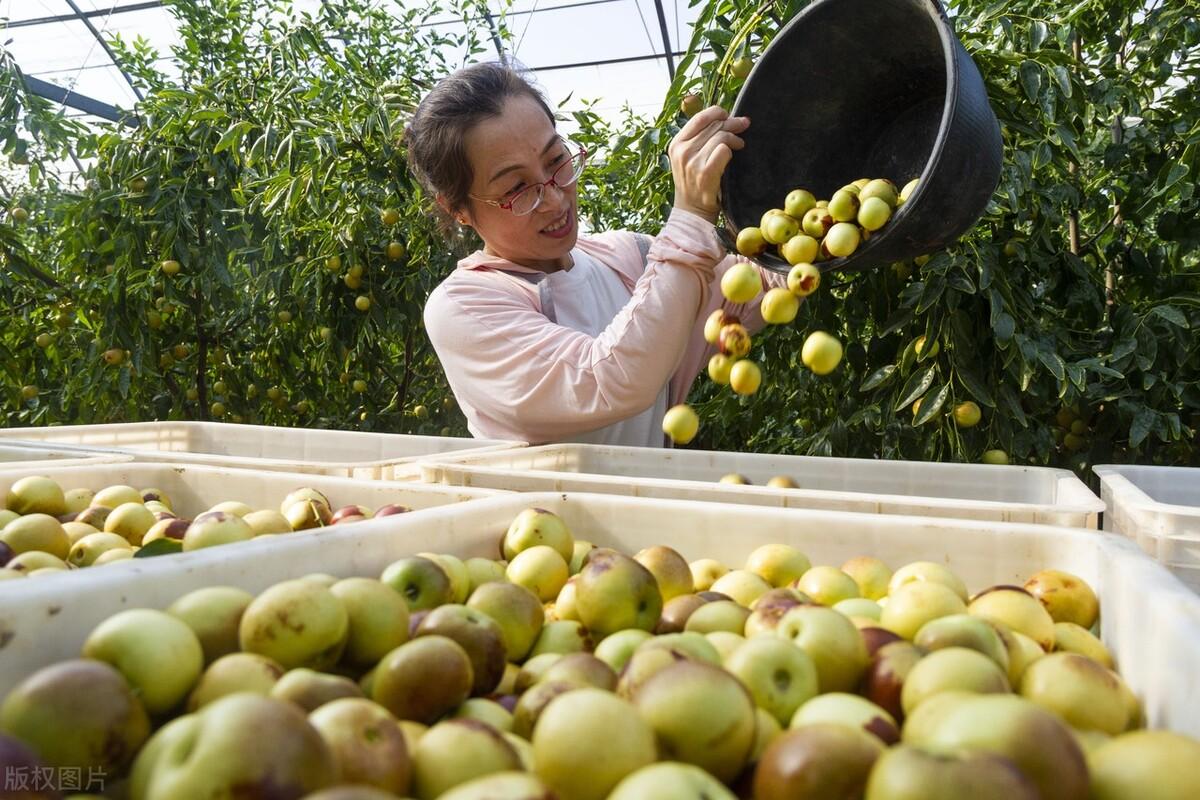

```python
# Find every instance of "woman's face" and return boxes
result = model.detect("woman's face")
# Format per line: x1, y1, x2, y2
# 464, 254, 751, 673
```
458, 94, 579, 271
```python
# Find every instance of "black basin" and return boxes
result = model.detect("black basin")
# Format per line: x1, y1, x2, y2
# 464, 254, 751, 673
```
720, 0, 1003, 273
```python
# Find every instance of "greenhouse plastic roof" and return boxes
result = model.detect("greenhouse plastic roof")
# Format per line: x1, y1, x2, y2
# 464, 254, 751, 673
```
3, 0, 702, 130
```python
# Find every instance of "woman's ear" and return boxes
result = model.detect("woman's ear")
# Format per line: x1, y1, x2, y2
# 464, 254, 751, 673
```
436, 194, 471, 227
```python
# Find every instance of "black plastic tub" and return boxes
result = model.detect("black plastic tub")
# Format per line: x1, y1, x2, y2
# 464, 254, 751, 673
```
720, 0, 1003, 273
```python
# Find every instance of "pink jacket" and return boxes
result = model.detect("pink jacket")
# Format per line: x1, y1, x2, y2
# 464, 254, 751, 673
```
423, 208, 789, 444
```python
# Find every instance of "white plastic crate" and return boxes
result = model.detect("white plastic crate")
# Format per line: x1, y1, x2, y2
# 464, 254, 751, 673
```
421, 443, 1104, 527
0, 461, 499, 584
1, 492, 1196, 737
0, 421, 523, 480
0, 442, 130, 471
1094, 464, 1200, 592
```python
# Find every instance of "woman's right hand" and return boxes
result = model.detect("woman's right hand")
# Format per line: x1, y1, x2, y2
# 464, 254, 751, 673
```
669, 105, 750, 224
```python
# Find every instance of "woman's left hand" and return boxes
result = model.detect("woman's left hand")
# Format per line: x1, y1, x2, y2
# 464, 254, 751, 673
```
668, 105, 751, 223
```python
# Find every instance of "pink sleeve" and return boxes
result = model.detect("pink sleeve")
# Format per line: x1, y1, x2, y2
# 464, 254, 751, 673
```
424, 209, 724, 443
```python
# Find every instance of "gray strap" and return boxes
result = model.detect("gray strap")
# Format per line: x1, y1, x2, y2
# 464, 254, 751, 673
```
634, 233, 652, 266
491, 268, 556, 324
538, 280, 557, 324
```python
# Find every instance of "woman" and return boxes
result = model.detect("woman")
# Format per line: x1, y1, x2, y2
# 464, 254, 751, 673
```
408, 61, 786, 446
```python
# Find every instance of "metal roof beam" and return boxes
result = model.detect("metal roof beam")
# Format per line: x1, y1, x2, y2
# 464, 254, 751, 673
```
533, 49, 686, 72
22, 75, 137, 127
61, 0, 145, 101
650, 0, 675, 79
416, 0, 621, 29
481, 7, 507, 62
5, 1, 164, 29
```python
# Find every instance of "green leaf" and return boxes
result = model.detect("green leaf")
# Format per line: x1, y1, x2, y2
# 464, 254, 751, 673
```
1160, 162, 1188, 192
1129, 406, 1156, 448
1111, 338, 1138, 363
1037, 347, 1067, 382
134, 538, 183, 558
214, 120, 252, 154
913, 382, 950, 426
1067, 363, 1086, 391
1063, 252, 1089, 279
1051, 65, 1072, 98
1030, 21, 1049, 50
956, 367, 996, 407
1075, 358, 1124, 380
948, 271, 976, 295
1062, 0, 1091, 20
993, 312, 1015, 342
999, 385, 1028, 428
1055, 124, 1078, 157
989, 289, 1004, 323
895, 366, 937, 413
881, 310, 914, 337
1019, 61, 1043, 104
703, 29, 734, 47
916, 274, 946, 313
950, 309, 975, 350
899, 339, 918, 375
1148, 305, 1189, 328
859, 365, 897, 393
1167, 413, 1183, 440
900, 281, 925, 308
210, 255, 233, 288
1017, 352, 1036, 393
1135, 326, 1159, 371
979, 255, 994, 290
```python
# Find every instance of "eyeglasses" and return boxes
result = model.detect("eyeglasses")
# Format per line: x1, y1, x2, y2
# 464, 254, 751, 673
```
469, 145, 588, 217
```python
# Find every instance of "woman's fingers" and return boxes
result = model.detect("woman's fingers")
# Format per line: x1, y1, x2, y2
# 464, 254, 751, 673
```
695, 132, 745, 172
677, 105, 730, 142
678, 115, 750, 160
705, 130, 746, 152
723, 115, 751, 134
703, 143, 734, 190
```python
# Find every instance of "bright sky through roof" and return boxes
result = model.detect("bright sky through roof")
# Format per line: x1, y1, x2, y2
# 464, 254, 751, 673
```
0, 0, 701, 133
